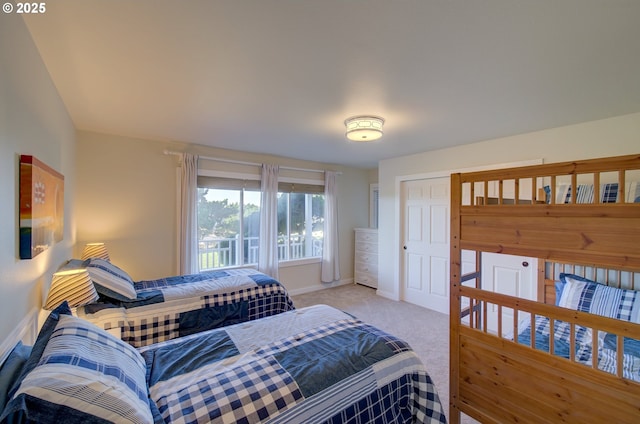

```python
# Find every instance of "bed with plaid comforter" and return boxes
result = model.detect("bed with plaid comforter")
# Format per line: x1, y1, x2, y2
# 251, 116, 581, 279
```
76, 268, 295, 348
138, 304, 447, 424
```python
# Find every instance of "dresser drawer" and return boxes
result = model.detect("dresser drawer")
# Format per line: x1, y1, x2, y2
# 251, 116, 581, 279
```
355, 260, 378, 275
354, 270, 377, 288
355, 231, 377, 244
355, 241, 378, 254
355, 251, 377, 265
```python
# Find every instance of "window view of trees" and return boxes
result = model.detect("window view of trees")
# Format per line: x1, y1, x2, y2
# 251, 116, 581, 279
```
197, 187, 323, 270
197, 189, 243, 239
277, 193, 324, 261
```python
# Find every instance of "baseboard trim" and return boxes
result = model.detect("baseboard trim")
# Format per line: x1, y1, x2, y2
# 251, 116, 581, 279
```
375, 289, 399, 301
288, 278, 353, 296
0, 307, 39, 366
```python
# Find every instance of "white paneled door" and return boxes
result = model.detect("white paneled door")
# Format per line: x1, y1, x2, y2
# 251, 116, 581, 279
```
401, 177, 450, 314
401, 177, 538, 318
481, 252, 537, 335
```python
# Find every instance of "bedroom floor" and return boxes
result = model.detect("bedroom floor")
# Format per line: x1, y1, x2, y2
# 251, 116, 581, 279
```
292, 283, 479, 424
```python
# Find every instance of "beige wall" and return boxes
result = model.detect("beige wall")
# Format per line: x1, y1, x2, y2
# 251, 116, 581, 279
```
377, 112, 640, 299
0, 14, 76, 344
367, 168, 378, 185
75, 132, 177, 279
75, 131, 372, 293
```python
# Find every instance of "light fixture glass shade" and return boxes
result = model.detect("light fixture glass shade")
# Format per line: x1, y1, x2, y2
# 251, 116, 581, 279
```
81, 242, 110, 261
44, 269, 98, 310
344, 115, 385, 142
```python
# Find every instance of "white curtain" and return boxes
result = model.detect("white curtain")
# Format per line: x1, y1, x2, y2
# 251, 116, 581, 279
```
179, 153, 199, 275
259, 164, 279, 279
321, 171, 341, 282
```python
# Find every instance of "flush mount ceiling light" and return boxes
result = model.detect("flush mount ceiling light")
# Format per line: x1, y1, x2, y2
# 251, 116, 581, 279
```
344, 115, 385, 142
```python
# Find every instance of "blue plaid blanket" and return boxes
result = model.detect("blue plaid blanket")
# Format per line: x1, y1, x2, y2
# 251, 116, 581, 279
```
517, 273, 640, 381
77, 268, 295, 347
517, 316, 640, 381
517, 315, 593, 363
138, 305, 447, 424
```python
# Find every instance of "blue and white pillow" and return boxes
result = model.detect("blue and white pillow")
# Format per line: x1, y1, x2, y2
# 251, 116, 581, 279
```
558, 273, 640, 323
554, 281, 565, 305
0, 302, 153, 424
87, 258, 137, 301
0, 342, 32, 412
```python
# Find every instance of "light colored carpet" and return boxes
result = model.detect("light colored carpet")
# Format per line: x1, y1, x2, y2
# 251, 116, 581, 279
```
292, 283, 478, 424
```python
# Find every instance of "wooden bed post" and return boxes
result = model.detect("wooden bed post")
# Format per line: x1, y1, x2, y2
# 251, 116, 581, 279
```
449, 173, 462, 424
537, 260, 545, 303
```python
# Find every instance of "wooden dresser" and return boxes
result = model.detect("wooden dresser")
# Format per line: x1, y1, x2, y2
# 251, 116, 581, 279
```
353, 228, 378, 288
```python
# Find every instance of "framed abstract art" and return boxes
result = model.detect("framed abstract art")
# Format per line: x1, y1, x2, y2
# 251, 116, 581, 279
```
19, 155, 64, 259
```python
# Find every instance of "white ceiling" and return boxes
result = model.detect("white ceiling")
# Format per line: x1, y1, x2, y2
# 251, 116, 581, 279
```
23, 0, 640, 168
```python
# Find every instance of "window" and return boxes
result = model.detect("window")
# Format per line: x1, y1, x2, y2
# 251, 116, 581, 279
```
277, 192, 324, 261
197, 176, 324, 271
196, 186, 261, 269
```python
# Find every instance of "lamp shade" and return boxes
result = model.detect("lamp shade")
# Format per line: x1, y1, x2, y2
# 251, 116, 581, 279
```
81, 242, 110, 261
344, 115, 385, 142
44, 269, 98, 310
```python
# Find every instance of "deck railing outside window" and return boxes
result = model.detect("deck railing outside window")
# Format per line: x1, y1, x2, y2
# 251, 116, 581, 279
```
198, 235, 322, 271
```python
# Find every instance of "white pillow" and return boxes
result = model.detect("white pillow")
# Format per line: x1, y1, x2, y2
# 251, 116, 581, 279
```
87, 258, 137, 300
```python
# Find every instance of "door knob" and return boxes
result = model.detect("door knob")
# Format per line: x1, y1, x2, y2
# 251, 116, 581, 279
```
403, 246, 407, 250
522, 261, 529, 267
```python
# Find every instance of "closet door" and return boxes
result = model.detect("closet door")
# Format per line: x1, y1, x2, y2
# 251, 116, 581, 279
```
401, 177, 450, 314
400, 177, 537, 319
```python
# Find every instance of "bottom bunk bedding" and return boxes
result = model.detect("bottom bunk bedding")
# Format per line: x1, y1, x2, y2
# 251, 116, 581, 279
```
516, 273, 640, 382
518, 317, 640, 382
517, 316, 640, 382
517, 316, 592, 362
0, 303, 447, 424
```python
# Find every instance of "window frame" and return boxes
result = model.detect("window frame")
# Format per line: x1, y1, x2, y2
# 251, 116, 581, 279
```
196, 169, 324, 271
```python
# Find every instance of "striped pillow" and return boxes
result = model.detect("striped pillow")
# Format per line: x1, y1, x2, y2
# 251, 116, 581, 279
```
1, 305, 153, 424
87, 258, 137, 301
558, 273, 640, 323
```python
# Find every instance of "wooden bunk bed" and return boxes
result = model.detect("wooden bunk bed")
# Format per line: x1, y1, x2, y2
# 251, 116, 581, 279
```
449, 154, 640, 423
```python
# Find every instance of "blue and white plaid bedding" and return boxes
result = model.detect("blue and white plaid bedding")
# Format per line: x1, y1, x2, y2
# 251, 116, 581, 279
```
517, 315, 593, 364
543, 181, 640, 204
517, 316, 640, 381
138, 305, 448, 424
517, 272, 640, 381
76, 268, 295, 347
